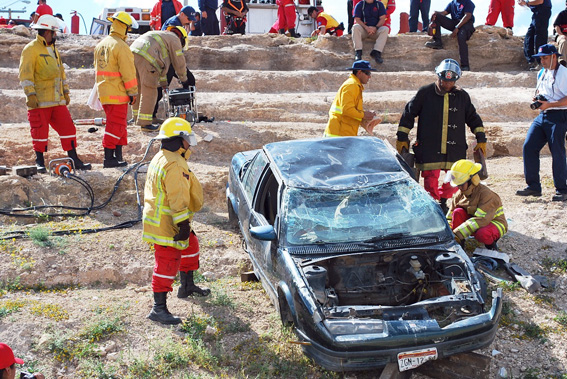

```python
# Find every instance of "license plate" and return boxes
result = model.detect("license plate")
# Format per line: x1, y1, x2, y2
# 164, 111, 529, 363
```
397, 347, 438, 371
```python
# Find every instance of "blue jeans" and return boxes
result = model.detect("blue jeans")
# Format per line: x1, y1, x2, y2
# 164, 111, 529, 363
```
523, 110, 567, 193
409, 0, 431, 33
524, 7, 551, 64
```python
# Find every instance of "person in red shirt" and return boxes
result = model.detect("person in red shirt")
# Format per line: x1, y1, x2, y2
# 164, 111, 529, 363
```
308, 7, 344, 37
150, 0, 183, 31
277, 0, 299, 37
33, 0, 53, 24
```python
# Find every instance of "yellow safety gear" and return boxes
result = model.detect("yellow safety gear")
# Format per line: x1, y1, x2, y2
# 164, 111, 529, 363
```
446, 159, 482, 186
142, 149, 203, 249
157, 117, 197, 146
318, 12, 339, 30
324, 74, 365, 137
19, 34, 69, 109
26, 94, 39, 109
107, 11, 139, 30
32, 14, 60, 30
474, 142, 487, 157
396, 140, 409, 154
167, 25, 188, 50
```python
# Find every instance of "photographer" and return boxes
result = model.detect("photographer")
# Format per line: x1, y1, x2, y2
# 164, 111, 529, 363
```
0, 343, 44, 379
516, 44, 567, 202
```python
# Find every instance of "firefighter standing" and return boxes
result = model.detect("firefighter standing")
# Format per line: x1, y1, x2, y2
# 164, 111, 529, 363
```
94, 11, 139, 168
130, 27, 190, 131
277, 0, 300, 37
445, 159, 507, 250
143, 117, 210, 325
19, 14, 91, 173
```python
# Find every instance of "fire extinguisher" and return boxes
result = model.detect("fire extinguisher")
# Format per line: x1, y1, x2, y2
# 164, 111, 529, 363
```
71, 11, 79, 34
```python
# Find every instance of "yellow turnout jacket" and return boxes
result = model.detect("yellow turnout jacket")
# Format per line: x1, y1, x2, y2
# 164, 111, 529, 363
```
324, 74, 365, 137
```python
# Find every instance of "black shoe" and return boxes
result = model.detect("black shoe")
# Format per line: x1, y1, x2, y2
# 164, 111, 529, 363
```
485, 241, 499, 251
35, 151, 47, 173
67, 148, 92, 170
515, 187, 542, 197
103, 148, 128, 168
370, 49, 383, 64
461, 65, 470, 71
147, 292, 182, 325
552, 192, 567, 201
141, 124, 160, 132
354, 49, 362, 61
114, 145, 128, 165
177, 271, 211, 298
425, 39, 443, 49
288, 28, 301, 38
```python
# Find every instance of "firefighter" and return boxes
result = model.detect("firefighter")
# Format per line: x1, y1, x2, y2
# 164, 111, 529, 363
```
19, 14, 91, 173
130, 26, 191, 132
445, 159, 507, 250
143, 117, 210, 325
277, 0, 300, 37
94, 11, 139, 169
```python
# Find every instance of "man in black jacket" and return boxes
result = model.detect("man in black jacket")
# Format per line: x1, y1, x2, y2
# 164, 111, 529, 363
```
396, 58, 487, 211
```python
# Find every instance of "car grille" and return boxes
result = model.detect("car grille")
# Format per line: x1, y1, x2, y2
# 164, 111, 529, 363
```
287, 236, 440, 255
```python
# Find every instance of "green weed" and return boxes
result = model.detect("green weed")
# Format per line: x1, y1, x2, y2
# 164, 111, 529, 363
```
28, 226, 52, 247
209, 289, 235, 308
541, 257, 567, 273
554, 311, 567, 327
0, 299, 26, 318
181, 313, 217, 340
80, 316, 124, 343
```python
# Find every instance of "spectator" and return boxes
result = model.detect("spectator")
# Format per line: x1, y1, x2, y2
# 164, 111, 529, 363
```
54, 13, 69, 34
516, 44, 567, 202
0, 342, 45, 379
485, 0, 514, 34
397, 59, 486, 212
324, 60, 380, 137
554, 0, 567, 65
19, 15, 91, 173
191, 12, 203, 35
162, 5, 197, 29
277, 0, 300, 37
519, 0, 552, 70
32, 0, 52, 24
409, 0, 430, 33
222, 0, 248, 35
425, 0, 476, 71
150, 0, 183, 31
199, 0, 220, 35
7, 20, 16, 28
308, 6, 345, 36
347, 0, 354, 34
352, 0, 388, 64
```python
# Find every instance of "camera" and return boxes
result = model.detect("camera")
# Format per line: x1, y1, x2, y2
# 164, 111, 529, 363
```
530, 94, 547, 110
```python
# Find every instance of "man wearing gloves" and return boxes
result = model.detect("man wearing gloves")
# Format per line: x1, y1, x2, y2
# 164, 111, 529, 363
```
143, 117, 210, 325
94, 11, 138, 168
397, 58, 486, 212
19, 14, 91, 173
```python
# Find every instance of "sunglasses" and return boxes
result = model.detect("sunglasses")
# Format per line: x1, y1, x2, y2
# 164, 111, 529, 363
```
362, 70, 371, 76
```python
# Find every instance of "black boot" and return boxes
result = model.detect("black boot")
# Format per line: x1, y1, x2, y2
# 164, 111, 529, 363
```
370, 49, 383, 64
67, 148, 92, 170
288, 28, 301, 38
425, 38, 443, 49
35, 151, 47, 173
114, 145, 128, 165
103, 148, 127, 168
439, 198, 448, 215
178, 271, 211, 298
354, 49, 362, 61
147, 292, 182, 325
485, 241, 499, 251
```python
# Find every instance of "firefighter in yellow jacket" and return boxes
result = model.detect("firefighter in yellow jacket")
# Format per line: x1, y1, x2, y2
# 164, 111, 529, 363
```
445, 159, 508, 250
143, 117, 210, 325
130, 26, 190, 131
324, 60, 380, 137
19, 14, 91, 173
94, 11, 138, 168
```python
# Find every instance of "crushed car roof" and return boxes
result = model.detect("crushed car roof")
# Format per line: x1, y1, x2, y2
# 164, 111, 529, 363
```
263, 137, 407, 189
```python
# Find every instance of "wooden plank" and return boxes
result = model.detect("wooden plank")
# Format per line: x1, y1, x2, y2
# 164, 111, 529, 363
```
12, 165, 37, 177
415, 352, 491, 379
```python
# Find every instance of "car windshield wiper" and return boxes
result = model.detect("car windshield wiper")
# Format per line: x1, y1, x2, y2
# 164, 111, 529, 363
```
363, 232, 408, 243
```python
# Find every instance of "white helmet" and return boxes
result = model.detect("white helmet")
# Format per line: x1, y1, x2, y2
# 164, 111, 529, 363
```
32, 14, 60, 31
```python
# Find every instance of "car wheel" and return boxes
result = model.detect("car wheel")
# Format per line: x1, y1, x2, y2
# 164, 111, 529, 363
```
227, 198, 238, 227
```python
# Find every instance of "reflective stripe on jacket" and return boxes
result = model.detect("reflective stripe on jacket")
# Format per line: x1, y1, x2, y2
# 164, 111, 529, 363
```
150, 0, 183, 30
94, 22, 138, 105
447, 183, 508, 241
143, 149, 204, 250
18, 35, 68, 109
130, 31, 188, 86
324, 74, 365, 137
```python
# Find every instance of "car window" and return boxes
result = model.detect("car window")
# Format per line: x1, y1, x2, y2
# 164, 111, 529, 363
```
282, 178, 448, 245
254, 168, 279, 226
242, 152, 268, 204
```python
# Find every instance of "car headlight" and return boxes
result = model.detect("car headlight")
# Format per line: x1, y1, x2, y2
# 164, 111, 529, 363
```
323, 319, 385, 336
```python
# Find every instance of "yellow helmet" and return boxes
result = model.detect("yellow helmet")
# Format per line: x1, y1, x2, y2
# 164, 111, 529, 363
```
107, 11, 139, 30
167, 25, 188, 50
446, 159, 482, 186
156, 117, 197, 146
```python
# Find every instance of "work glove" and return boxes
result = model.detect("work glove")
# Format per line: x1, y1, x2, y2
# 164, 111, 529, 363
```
26, 94, 39, 109
129, 95, 137, 105
396, 140, 409, 154
173, 220, 191, 241
181, 79, 191, 90
64, 92, 70, 105
474, 142, 487, 157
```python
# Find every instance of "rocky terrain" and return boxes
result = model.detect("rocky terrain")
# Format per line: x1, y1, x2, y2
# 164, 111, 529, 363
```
0, 26, 566, 378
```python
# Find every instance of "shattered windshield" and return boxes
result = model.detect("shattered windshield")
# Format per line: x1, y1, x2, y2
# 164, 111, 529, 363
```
283, 178, 447, 245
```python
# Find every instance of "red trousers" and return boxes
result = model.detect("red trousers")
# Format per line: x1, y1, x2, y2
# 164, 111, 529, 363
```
27, 106, 77, 152
151, 232, 200, 293
278, 4, 296, 30
485, 0, 514, 29
102, 103, 128, 149
452, 208, 502, 245
422, 169, 458, 201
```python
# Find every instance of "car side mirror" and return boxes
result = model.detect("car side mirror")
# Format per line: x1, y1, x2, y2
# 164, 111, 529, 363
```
250, 225, 276, 241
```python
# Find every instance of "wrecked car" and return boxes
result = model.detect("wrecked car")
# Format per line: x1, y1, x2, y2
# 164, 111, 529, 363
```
226, 137, 502, 372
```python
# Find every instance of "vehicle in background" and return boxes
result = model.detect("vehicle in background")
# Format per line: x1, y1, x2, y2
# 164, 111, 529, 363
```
90, 7, 151, 35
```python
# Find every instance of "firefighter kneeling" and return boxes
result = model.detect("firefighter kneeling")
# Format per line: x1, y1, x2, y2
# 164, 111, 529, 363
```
143, 117, 210, 325
445, 159, 507, 251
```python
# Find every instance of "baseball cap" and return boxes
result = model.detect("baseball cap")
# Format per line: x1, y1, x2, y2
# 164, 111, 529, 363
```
180, 6, 197, 22
347, 60, 377, 72
0, 343, 24, 370
532, 43, 562, 57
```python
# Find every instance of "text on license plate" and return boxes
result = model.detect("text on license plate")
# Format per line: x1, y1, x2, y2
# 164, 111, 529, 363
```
397, 347, 438, 371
